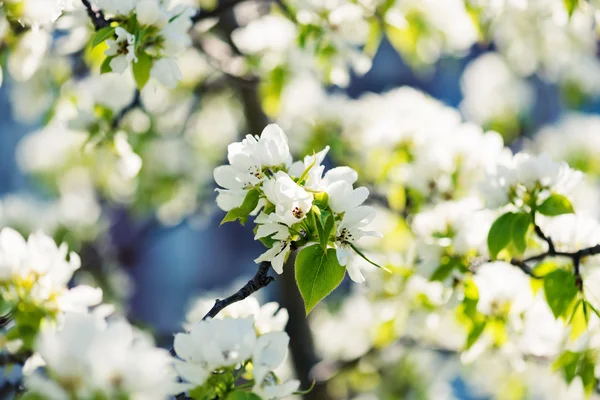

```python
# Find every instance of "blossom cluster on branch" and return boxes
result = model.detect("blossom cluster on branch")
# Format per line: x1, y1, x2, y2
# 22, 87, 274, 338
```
2, 0, 600, 399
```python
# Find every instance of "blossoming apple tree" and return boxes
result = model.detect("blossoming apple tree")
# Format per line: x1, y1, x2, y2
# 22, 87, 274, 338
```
2, 0, 600, 399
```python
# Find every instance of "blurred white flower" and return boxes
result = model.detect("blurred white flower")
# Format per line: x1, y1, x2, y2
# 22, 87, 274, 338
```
28, 313, 175, 399
473, 262, 533, 316
460, 53, 534, 126
105, 27, 137, 73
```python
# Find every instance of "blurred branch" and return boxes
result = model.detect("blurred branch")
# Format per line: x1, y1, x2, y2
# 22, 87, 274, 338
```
81, 0, 110, 30
201, 261, 275, 320
112, 90, 141, 129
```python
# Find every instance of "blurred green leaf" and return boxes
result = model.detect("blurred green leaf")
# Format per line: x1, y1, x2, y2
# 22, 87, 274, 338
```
511, 212, 531, 255
91, 26, 116, 49
132, 52, 152, 89
487, 212, 516, 258
538, 194, 574, 216
544, 269, 578, 319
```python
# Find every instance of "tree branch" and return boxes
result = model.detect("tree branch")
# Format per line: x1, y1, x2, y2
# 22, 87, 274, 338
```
112, 90, 141, 129
81, 0, 110, 30
201, 261, 275, 320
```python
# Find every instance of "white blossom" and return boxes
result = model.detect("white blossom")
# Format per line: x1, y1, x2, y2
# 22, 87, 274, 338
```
0, 228, 102, 313
262, 171, 313, 226
480, 153, 583, 209
334, 206, 382, 280
214, 124, 292, 212
27, 313, 175, 399
105, 27, 138, 74
473, 262, 533, 317
173, 317, 257, 391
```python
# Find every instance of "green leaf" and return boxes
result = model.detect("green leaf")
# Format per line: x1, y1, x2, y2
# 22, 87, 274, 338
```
100, 56, 114, 74
544, 269, 579, 319
511, 212, 531, 255
564, 0, 578, 17
364, 18, 382, 57
312, 206, 334, 251
132, 52, 152, 89
538, 194, 575, 216
569, 299, 588, 341
553, 351, 598, 394
313, 192, 329, 209
295, 244, 346, 314
91, 26, 116, 48
465, 319, 487, 349
487, 212, 516, 259
225, 391, 262, 400
220, 189, 261, 226
553, 351, 581, 383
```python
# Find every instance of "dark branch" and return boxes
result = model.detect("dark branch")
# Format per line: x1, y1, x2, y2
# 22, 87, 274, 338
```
509, 258, 543, 279
81, 0, 110, 30
202, 261, 275, 320
112, 90, 141, 129
533, 215, 555, 254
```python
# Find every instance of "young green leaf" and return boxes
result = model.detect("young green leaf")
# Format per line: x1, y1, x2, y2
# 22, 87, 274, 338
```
91, 26, 116, 49
538, 194, 575, 216
220, 189, 260, 226
100, 56, 114, 74
569, 299, 588, 341
313, 192, 329, 209
132, 52, 152, 89
487, 212, 516, 259
544, 269, 579, 319
511, 212, 531, 255
564, 0, 578, 17
295, 244, 346, 314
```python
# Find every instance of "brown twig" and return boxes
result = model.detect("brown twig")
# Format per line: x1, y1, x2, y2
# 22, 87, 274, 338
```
201, 261, 275, 320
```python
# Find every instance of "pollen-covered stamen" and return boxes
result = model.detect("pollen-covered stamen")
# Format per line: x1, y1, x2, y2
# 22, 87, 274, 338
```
292, 207, 304, 219
248, 165, 264, 179
337, 227, 355, 244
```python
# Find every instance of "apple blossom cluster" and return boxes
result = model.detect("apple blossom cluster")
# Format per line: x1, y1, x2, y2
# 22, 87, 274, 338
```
479, 152, 583, 211
0, 228, 102, 350
214, 124, 382, 292
24, 312, 176, 400
173, 317, 299, 399
91, 0, 194, 88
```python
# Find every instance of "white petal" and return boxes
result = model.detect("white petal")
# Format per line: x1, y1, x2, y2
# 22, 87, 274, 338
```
346, 262, 365, 283
110, 55, 129, 74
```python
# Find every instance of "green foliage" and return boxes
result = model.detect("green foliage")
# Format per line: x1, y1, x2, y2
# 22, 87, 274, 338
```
487, 212, 531, 258
564, 0, 579, 17
553, 350, 597, 394
511, 212, 531, 255
458, 279, 487, 349
295, 244, 346, 314
537, 194, 575, 216
91, 26, 116, 49
544, 269, 579, 320
132, 52, 153, 89
569, 299, 589, 341
100, 56, 114, 74
221, 189, 261, 226
311, 206, 334, 250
